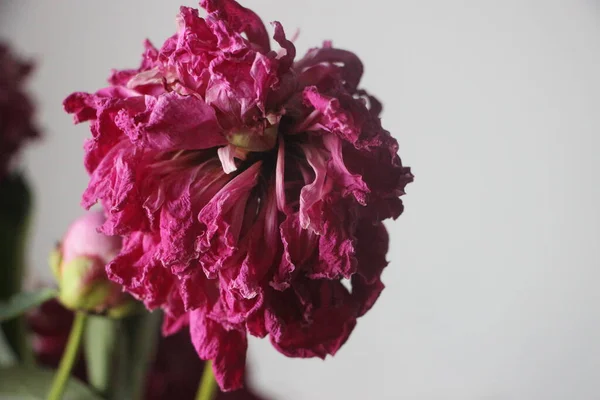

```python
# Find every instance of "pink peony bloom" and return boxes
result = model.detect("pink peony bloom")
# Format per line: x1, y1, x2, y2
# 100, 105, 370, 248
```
51, 211, 135, 316
0, 43, 39, 179
65, 0, 413, 391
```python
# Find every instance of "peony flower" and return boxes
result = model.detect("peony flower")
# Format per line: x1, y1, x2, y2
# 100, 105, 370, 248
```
51, 211, 135, 317
0, 43, 39, 179
64, 0, 413, 391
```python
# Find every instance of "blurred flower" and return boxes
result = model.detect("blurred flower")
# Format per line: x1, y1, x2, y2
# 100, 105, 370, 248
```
65, 0, 413, 390
0, 43, 39, 179
51, 211, 135, 317
146, 329, 268, 400
27, 299, 267, 400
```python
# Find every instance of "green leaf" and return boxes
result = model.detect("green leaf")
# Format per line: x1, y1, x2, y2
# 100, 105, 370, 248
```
0, 328, 17, 366
113, 311, 162, 400
0, 365, 102, 399
0, 288, 57, 322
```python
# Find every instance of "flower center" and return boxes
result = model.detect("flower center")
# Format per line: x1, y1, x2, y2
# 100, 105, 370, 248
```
226, 124, 278, 152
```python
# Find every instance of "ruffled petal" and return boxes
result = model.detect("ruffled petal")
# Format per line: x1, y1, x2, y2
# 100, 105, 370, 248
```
140, 92, 226, 151
200, 0, 271, 53
196, 162, 262, 275
295, 44, 364, 91
83, 141, 148, 234
190, 309, 247, 391
106, 233, 174, 310
352, 220, 389, 316
266, 279, 356, 358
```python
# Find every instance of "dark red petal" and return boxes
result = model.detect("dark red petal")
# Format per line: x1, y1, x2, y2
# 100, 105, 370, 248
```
200, 0, 271, 53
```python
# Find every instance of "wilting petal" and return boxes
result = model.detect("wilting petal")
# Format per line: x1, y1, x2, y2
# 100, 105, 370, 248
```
83, 141, 148, 235
107, 232, 174, 310
196, 162, 262, 275
298, 144, 330, 233
272, 22, 296, 74
321, 134, 369, 204
217, 144, 248, 174
190, 309, 247, 391
200, 0, 271, 53
230, 185, 280, 298
313, 198, 358, 280
266, 279, 356, 358
352, 220, 389, 316
120, 92, 225, 151
272, 213, 316, 290
302, 86, 369, 148
162, 308, 189, 337
295, 45, 364, 91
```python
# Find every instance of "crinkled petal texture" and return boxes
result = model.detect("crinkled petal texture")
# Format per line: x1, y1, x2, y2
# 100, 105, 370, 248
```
0, 43, 40, 179
65, 0, 413, 391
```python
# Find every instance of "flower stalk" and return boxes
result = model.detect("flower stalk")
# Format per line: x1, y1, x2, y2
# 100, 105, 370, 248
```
196, 361, 218, 400
46, 311, 87, 400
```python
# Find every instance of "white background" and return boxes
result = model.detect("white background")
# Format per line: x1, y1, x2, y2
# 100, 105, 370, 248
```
1, 1, 599, 399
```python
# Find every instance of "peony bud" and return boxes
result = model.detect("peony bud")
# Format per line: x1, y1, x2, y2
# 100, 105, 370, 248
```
50, 211, 135, 317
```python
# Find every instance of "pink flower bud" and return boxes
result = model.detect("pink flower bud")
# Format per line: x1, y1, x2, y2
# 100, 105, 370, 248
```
50, 211, 135, 317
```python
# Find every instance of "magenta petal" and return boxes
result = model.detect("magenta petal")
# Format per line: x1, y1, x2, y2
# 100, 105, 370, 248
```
295, 45, 364, 91
211, 327, 247, 392
143, 92, 225, 151
273, 214, 316, 290
351, 220, 389, 316
322, 134, 369, 205
272, 21, 296, 73
313, 203, 357, 280
83, 141, 147, 235
196, 162, 262, 275
302, 86, 365, 148
179, 269, 210, 312
106, 233, 174, 310
200, 0, 270, 53
267, 279, 357, 358
162, 309, 189, 337
298, 144, 329, 233
190, 309, 246, 391
231, 186, 279, 298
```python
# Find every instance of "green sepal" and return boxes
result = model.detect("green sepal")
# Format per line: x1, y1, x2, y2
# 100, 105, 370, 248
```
49, 247, 62, 281
58, 256, 110, 312
107, 299, 140, 319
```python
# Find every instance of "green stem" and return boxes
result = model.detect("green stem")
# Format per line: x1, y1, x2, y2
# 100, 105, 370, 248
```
195, 360, 218, 400
46, 311, 87, 400
110, 310, 161, 400
84, 315, 120, 398
127, 310, 162, 400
